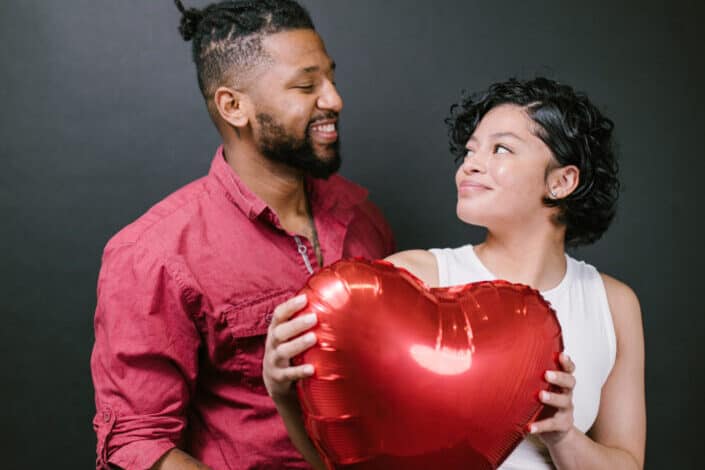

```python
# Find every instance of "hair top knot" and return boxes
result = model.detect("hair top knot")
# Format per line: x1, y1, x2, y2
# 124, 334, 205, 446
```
175, 0, 204, 41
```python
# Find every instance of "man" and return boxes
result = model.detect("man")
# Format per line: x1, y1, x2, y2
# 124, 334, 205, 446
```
90, 1, 394, 468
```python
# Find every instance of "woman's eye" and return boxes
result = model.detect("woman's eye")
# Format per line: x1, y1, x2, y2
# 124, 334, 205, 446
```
494, 145, 511, 154
296, 85, 315, 92
465, 149, 475, 157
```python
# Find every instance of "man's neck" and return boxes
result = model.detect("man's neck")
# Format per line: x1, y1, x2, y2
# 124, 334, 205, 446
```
222, 141, 311, 234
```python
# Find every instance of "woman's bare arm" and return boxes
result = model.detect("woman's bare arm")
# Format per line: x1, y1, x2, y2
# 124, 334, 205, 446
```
541, 274, 646, 469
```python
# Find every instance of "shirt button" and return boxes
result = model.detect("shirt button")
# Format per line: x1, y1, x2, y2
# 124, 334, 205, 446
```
102, 410, 111, 423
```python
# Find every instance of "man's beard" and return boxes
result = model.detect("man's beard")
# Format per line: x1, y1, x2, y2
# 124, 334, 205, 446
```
255, 112, 341, 179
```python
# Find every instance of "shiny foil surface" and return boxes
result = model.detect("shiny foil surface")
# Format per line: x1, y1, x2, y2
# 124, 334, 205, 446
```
293, 259, 563, 469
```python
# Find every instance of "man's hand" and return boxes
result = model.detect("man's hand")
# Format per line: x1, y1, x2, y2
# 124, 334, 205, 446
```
150, 448, 213, 469
263, 294, 318, 400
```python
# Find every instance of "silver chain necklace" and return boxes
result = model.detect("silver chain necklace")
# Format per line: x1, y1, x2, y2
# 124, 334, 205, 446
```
305, 192, 323, 267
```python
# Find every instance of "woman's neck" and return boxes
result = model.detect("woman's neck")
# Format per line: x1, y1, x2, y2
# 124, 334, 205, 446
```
475, 224, 567, 292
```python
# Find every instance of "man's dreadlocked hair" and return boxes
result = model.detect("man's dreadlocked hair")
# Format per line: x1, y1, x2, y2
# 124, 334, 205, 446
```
174, 0, 315, 99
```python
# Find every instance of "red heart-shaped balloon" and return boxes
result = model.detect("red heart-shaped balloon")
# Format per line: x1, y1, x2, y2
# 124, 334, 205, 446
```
294, 259, 563, 469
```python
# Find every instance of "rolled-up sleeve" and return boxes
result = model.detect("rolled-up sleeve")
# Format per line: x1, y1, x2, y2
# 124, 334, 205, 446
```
90, 242, 202, 469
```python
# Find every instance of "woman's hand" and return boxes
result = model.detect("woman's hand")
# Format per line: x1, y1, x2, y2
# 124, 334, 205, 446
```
531, 353, 578, 447
262, 294, 318, 401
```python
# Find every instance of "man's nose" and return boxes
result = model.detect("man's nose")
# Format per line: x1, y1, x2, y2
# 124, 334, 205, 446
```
317, 80, 343, 113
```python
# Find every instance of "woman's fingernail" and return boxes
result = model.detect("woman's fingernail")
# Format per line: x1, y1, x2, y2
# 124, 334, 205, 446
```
541, 391, 551, 401
530, 424, 538, 433
293, 294, 307, 306
303, 332, 316, 343
546, 371, 556, 381
303, 364, 314, 375
302, 313, 317, 326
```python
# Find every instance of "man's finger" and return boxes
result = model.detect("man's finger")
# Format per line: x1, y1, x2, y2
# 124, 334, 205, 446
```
271, 294, 308, 326
275, 332, 318, 361
272, 313, 317, 344
281, 364, 315, 382
266, 364, 315, 398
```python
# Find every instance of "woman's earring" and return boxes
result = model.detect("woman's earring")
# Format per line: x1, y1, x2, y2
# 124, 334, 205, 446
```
549, 188, 559, 199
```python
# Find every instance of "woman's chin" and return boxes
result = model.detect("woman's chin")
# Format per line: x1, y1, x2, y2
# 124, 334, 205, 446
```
456, 205, 491, 227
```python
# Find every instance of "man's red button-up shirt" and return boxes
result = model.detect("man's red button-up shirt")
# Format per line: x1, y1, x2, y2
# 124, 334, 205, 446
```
90, 147, 395, 469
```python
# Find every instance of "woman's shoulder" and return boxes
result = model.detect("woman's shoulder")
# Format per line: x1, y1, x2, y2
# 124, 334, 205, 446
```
384, 250, 440, 287
568, 257, 641, 312
598, 272, 643, 346
599, 273, 640, 313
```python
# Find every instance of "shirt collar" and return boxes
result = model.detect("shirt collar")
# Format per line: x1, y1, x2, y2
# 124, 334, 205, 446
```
209, 145, 368, 222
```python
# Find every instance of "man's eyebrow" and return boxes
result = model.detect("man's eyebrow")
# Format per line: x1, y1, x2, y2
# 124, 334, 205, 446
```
301, 61, 336, 74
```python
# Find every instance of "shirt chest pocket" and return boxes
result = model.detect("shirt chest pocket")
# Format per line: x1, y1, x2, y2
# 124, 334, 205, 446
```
217, 289, 296, 390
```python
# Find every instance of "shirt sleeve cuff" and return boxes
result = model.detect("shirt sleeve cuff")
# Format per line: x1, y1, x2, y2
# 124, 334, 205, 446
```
107, 438, 177, 470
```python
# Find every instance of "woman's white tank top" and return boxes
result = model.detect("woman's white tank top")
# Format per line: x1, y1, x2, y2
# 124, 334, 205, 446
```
428, 245, 616, 469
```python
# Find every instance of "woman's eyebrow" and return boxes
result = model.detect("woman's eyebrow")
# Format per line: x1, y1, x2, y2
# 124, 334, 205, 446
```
468, 131, 526, 145
489, 131, 525, 142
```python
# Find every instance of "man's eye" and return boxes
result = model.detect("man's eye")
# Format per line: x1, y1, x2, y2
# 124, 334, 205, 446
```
296, 85, 315, 91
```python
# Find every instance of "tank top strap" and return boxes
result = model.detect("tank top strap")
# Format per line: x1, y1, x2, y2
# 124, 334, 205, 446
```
429, 244, 491, 287
562, 258, 617, 369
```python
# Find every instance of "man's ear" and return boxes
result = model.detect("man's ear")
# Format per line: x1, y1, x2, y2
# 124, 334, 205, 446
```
213, 86, 250, 129
547, 164, 580, 199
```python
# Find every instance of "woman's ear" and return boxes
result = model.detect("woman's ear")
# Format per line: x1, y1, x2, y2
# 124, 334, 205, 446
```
213, 86, 250, 129
547, 165, 580, 199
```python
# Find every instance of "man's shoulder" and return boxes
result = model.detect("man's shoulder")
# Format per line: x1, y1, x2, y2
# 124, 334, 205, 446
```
326, 175, 395, 254
353, 196, 387, 225
319, 174, 368, 205
333, 176, 386, 226
323, 174, 379, 216
104, 175, 213, 253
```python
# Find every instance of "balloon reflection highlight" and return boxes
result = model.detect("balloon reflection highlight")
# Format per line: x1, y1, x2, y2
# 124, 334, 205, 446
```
409, 345, 472, 375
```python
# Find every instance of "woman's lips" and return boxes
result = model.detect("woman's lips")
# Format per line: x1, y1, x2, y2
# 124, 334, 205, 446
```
458, 180, 492, 194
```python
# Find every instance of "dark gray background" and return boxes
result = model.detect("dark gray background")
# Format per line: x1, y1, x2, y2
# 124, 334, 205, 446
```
1, 0, 702, 467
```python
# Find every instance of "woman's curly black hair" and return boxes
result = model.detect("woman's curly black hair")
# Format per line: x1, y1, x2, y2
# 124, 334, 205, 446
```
446, 77, 620, 246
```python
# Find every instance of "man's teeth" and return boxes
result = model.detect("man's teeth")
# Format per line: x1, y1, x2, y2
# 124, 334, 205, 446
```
311, 123, 336, 132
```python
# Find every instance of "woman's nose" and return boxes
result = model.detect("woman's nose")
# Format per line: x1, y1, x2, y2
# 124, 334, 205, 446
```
462, 149, 488, 174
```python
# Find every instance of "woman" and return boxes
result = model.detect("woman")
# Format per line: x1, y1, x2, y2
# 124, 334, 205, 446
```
263, 77, 645, 469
